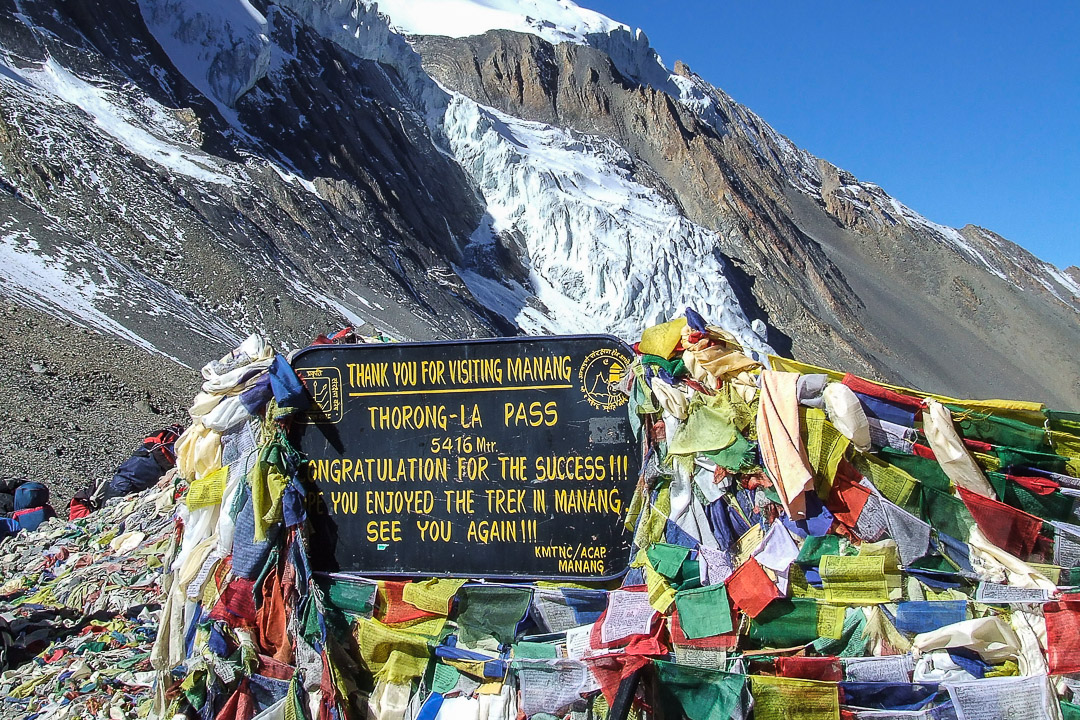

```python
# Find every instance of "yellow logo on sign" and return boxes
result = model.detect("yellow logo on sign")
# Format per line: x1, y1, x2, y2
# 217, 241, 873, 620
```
578, 349, 629, 411
298, 367, 343, 424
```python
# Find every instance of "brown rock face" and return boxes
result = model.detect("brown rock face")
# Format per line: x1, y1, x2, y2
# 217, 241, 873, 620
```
411, 30, 1080, 407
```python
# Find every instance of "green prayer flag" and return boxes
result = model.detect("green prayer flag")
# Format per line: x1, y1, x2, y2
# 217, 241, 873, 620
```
431, 662, 460, 694
1062, 700, 1080, 720
949, 407, 1050, 452
455, 586, 532, 647
674, 584, 734, 639
668, 401, 737, 455
1049, 410, 1080, 429
910, 553, 956, 574
513, 642, 559, 660
677, 560, 702, 591
813, 608, 869, 657
640, 354, 686, 377
646, 543, 691, 579
796, 535, 840, 566
654, 660, 744, 720
986, 469, 1008, 500
1004, 479, 1075, 522
879, 448, 952, 492
322, 578, 377, 615
920, 485, 976, 541
747, 598, 820, 648
995, 446, 1067, 473
703, 431, 757, 473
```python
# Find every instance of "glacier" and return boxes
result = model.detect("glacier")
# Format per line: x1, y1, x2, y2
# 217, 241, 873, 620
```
443, 95, 771, 357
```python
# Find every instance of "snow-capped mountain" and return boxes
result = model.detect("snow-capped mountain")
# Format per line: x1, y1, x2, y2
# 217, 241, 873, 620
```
0, 0, 1078, 486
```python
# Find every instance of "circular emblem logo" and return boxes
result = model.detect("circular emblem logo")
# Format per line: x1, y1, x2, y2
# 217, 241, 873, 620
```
578, 348, 630, 411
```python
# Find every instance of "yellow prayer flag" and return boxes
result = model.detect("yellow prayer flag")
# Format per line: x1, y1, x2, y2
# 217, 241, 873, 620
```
643, 557, 676, 613
1028, 563, 1062, 585
477, 679, 505, 695
816, 604, 846, 640
401, 578, 467, 616
750, 675, 840, 720
187, 464, 228, 510
820, 555, 889, 605
790, 565, 826, 600
639, 318, 687, 359
863, 605, 912, 654
633, 486, 670, 550
766, 356, 844, 383
445, 658, 490, 678
355, 616, 445, 681
801, 407, 850, 495
381, 650, 430, 685
733, 524, 766, 566
851, 453, 917, 507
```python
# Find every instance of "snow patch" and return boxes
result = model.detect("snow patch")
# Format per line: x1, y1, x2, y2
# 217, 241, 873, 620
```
137, 0, 270, 107
281, 275, 413, 342
1046, 266, 1080, 300
0, 233, 173, 358
0, 57, 235, 186
372, 0, 625, 45
883, 197, 1010, 281
265, 160, 322, 198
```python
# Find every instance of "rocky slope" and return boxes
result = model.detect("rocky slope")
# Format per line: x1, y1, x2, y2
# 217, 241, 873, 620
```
0, 0, 1077, 501
0, 301, 193, 509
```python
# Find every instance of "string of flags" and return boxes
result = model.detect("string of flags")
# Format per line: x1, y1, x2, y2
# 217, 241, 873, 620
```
2, 313, 1080, 719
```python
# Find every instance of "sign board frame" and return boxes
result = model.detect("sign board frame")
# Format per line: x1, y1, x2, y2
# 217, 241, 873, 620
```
290, 334, 641, 582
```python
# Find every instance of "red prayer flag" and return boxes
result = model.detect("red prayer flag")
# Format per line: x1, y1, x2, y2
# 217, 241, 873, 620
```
216, 679, 256, 720
842, 373, 923, 410
377, 581, 443, 625
957, 486, 1043, 558
774, 656, 843, 682
1009, 474, 1060, 496
725, 557, 781, 618
1044, 600, 1080, 674
258, 654, 296, 681
210, 577, 258, 626
256, 564, 293, 664
588, 655, 649, 707
826, 462, 871, 530
589, 603, 669, 656
912, 443, 936, 460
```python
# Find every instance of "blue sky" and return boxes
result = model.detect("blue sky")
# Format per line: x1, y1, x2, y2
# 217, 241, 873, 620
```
584, 1, 1079, 270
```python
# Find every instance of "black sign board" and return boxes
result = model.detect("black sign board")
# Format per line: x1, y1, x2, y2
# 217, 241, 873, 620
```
290, 335, 641, 580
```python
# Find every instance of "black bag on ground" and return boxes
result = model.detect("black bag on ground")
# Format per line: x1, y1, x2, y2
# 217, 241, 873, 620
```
100, 424, 183, 502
